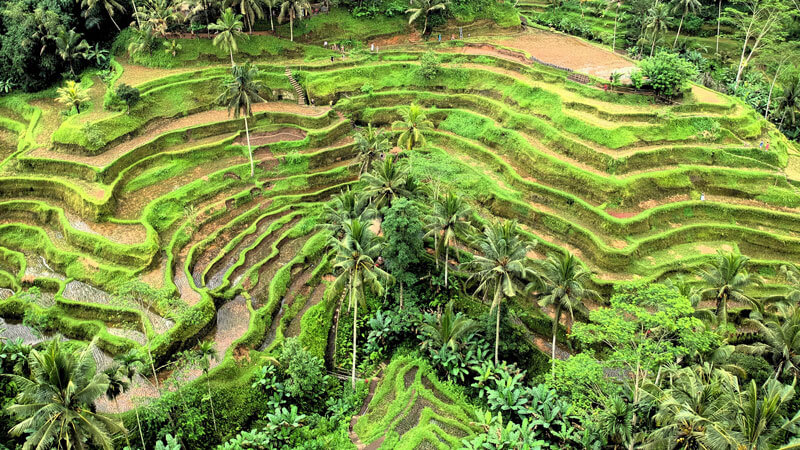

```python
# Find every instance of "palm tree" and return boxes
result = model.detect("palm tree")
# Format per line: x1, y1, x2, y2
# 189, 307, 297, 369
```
391, 103, 434, 153
361, 156, 411, 209
55, 29, 89, 78
599, 395, 633, 448
354, 124, 391, 175
6, 339, 126, 450
323, 188, 377, 236
466, 220, 536, 365
218, 63, 266, 177
79, 0, 127, 31
420, 300, 478, 351
670, 0, 701, 47
697, 251, 758, 327
739, 305, 800, 378
103, 364, 131, 447
645, 366, 735, 450
777, 77, 800, 129
330, 218, 391, 388
226, 0, 265, 33
195, 341, 219, 436
605, 0, 624, 52
645, 3, 670, 57
210, 8, 245, 66
728, 378, 800, 449
406, 0, 448, 35
424, 192, 473, 290
537, 252, 597, 374
279, 0, 310, 42
264, 0, 279, 31
115, 350, 148, 450
127, 23, 157, 58
56, 80, 91, 114
136, 0, 179, 36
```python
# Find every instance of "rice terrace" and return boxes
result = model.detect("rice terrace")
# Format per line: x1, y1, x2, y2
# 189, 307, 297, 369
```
0, 0, 800, 448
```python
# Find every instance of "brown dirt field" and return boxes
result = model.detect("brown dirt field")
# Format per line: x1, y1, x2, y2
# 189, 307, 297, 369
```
118, 61, 195, 87
235, 127, 307, 146
691, 85, 726, 105
490, 30, 636, 80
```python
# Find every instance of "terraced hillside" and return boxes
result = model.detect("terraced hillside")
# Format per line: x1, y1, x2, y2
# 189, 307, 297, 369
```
0, 37, 798, 417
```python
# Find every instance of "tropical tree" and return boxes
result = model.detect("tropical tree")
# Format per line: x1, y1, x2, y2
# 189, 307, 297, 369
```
670, 0, 702, 47
777, 76, 800, 128
697, 251, 758, 327
226, 0, 265, 33
79, 0, 127, 31
537, 252, 597, 374
115, 350, 148, 450
103, 364, 131, 447
56, 80, 90, 114
330, 218, 391, 388
354, 124, 391, 175
264, 0, 279, 31
605, 0, 624, 51
324, 188, 376, 236
598, 395, 634, 448
739, 304, 800, 378
391, 103, 434, 153
135, 0, 179, 36
406, 0, 448, 35
728, 377, 800, 449
195, 341, 219, 436
279, 0, 310, 42
127, 23, 158, 58
54, 29, 89, 78
210, 8, 245, 66
645, 365, 735, 449
466, 220, 536, 365
361, 156, 411, 208
218, 63, 266, 177
645, 3, 670, 56
420, 300, 478, 351
6, 339, 126, 450
424, 192, 473, 290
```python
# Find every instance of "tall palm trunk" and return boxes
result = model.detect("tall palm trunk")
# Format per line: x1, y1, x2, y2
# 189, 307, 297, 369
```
716, 0, 721, 53
351, 276, 358, 389
673, 11, 686, 47
650, 31, 657, 57
203, 0, 210, 37
108, 11, 121, 31
133, 0, 141, 28
612, 4, 619, 51
290, 15, 294, 41
551, 304, 562, 375
715, 292, 728, 325
142, 318, 160, 391
444, 242, 449, 289
115, 398, 131, 448
494, 300, 501, 365
244, 115, 254, 176
229, 47, 235, 67
269, 8, 275, 31
135, 404, 146, 450
206, 376, 218, 435
423, 15, 428, 36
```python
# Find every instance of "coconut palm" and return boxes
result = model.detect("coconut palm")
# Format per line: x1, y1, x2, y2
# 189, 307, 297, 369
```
226, 0, 265, 33
728, 378, 800, 449
537, 252, 597, 374
6, 339, 126, 450
466, 220, 537, 365
777, 77, 800, 128
605, 0, 624, 52
697, 251, 758, 327
645, 366, 736, 450
354, 124, 391, 175
599, 395, 633, 448
670, 0, 701, 47
55, 29, 89, 78
210, 8, 245, 66
127, 23, 158, 58
424, 192, 473, 290
218, 63, 266, 177
79, 0, 127, 31
330, 218, 391, 388
361, 156, 411, 209
115, 350, 148, 450
739, 304, 800, 378
406, 0, 448, 35
103, 364, 131, 447
645, 3, 670, 57
264, 0, 279, 31
195, 341, 219, 436
135, 0, 179, 36
324, 188, 377, 236
420, 300, 478, 351
279, 0, 310, 42
391, 103, 434, 153
56, 80, 91, 114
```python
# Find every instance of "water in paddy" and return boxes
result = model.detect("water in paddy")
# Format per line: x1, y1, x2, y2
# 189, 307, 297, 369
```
25, 255, 65, 280
107, 327, 147, 345
207, 295, 250, 362
0, 317, 48, 345
228, 220, 298, 288
250, 236, 310, 310
0, 288, 13, 299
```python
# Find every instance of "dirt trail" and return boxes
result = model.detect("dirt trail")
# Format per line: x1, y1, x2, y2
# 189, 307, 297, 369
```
29, 102, 329, 167
349, 370, 384, 450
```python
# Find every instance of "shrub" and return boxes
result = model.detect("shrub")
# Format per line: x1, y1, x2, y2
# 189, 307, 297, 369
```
634, 52, 697, 98
116, 83, 141, 111
419, 51, 441, 80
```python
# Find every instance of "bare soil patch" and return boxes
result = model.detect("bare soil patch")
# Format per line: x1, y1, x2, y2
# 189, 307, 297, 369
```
235, 127, 307, 146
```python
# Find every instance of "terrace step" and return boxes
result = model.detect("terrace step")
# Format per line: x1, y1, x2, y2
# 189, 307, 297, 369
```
285, 67, 307, 106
